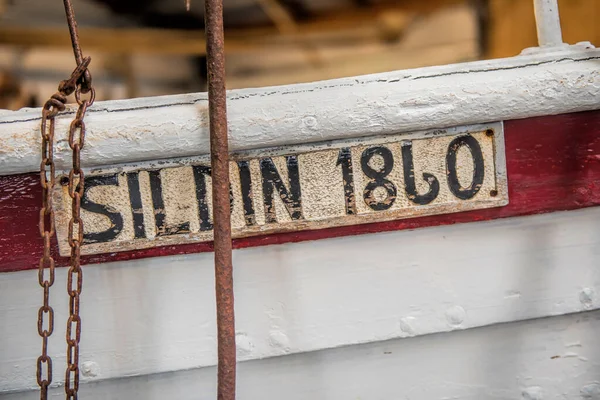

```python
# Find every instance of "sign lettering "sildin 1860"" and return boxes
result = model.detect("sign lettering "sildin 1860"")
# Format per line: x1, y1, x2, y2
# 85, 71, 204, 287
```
54, 123, 508, 256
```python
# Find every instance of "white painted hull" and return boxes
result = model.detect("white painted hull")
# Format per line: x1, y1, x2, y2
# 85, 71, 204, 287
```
4, 311, 600, 399
2, 207, 600, 397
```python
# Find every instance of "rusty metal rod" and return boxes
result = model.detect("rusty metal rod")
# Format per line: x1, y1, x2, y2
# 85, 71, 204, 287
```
62, 0, 83, 65
204, 0, 237, 399
62, 0, 92, 92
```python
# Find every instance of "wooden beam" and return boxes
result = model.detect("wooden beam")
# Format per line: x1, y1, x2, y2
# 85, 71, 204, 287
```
256, 0, 322, 65
256, 0, 298, 34
0, 27, 210, 55
0, 26, 202, 54
0, 0, 467, 55
0, 25, 381, 55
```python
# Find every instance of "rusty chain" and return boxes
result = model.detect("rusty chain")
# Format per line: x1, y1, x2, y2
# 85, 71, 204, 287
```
65, 79, 95, 400
36, 57, 93, 400
38, 1, 231, 398
36, 0, 93, 398
37, 89, 61, 400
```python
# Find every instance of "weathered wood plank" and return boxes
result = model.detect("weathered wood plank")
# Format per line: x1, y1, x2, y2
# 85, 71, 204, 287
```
2, 207, 600, 392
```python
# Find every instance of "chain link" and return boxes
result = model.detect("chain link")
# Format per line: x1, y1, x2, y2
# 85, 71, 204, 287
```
34, 1, 94, 397
37, 87, 66, 400
65, 83, 95, 400
36, 49, 93, 400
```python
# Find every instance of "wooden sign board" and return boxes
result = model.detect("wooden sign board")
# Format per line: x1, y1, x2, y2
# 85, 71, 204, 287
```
53, 123, 508, 256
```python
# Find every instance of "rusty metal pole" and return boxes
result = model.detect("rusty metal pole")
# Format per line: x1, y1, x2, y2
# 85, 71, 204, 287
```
204, 1, 237, 399
62, 0, 92, 92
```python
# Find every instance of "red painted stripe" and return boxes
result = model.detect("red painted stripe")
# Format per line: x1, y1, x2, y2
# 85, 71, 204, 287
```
1, 110, 600, 273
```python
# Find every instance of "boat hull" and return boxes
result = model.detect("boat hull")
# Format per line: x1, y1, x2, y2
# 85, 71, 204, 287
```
1, 109, 600, 396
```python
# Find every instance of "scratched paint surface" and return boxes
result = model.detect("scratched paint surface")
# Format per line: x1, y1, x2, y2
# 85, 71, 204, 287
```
53, 123, 507, 256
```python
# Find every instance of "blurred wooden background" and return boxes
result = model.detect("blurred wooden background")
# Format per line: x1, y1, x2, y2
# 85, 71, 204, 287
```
0, 0, 598, 109
488, 0, 599, 58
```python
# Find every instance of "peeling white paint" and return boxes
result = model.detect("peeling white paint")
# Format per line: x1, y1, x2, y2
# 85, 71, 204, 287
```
1, 44, 599, 176
522, 386, 544, 400
580, 288, 595, 309
235, 333, 254, 357
80, 361, 100, 378
582, 383, 600, 399
445, 305, 467, 328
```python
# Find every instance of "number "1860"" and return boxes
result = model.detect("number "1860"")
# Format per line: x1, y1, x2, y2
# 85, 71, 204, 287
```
336, 135, 486, 215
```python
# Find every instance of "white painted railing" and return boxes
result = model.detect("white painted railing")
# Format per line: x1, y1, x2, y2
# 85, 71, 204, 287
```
534, 0, 564, 47
1, 45, 599, 176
